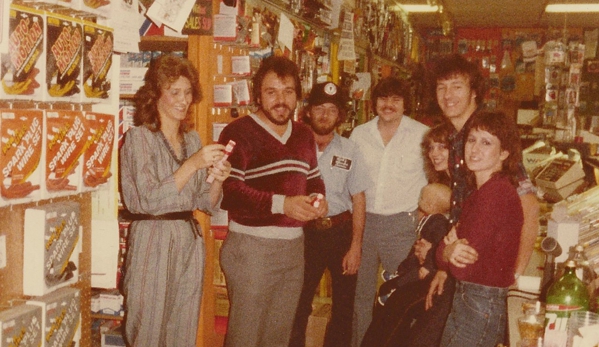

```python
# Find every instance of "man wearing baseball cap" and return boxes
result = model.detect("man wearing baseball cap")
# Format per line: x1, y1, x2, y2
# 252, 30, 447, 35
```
289, 82, 370, 347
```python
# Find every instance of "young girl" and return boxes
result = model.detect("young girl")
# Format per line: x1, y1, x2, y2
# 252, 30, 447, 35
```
437, 111, 524, 347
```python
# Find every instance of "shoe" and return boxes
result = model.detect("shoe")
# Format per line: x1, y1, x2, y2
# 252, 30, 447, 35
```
377, 288, 396, 306
381, 270, 398, 282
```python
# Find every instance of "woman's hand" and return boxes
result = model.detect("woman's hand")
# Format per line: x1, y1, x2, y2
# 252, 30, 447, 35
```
208, 160, 231, 183
189, 143, 226, 170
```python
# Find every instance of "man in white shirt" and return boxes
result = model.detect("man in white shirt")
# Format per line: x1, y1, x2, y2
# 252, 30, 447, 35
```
349, 76, 429, 346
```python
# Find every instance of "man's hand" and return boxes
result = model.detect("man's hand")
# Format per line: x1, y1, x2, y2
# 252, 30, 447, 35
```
425, 270, 448, 310
443, 238, 478, 268
342, 244, 361, 275
283, 196, 327, 221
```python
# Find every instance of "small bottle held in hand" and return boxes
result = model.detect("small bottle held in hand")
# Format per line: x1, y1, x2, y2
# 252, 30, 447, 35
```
206, 140, 236, 183
311, 193, 324, 207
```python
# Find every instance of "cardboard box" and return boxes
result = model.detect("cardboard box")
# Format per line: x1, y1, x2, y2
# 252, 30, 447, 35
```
306, 303, 331, 347
1, 4, 46, 101
44, 12, 83, 102
0, 109, 44, 205
91, 289, 124, 316
82, 112, 115, 191
0, 304, 43, 347
44, 110, 87, 198
23, 201, 81, 296
102, 324, 125, 347
27, 287, 81, 347
81, 20, 113, 104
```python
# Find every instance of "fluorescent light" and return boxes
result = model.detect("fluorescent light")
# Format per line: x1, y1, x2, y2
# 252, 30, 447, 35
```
397, 4, 439, 12
545, 4, 599, 12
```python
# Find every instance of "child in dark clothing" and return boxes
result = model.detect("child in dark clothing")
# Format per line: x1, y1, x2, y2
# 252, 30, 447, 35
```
361, 183, 454, 347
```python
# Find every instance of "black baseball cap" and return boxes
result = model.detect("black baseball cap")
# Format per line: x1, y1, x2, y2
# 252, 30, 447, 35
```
307, 82, 346, 107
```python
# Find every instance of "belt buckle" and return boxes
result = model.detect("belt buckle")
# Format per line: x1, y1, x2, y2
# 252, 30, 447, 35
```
316, 217, 333, 230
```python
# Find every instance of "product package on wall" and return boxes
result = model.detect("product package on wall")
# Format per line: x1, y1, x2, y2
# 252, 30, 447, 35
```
0, 109, 44, 206
82, 112, 115, 191
1, 4, 46, 101
45, 12, 83, 103
27, 287, 81, 347
0, 304, 43, 347
23, 201, 81, 296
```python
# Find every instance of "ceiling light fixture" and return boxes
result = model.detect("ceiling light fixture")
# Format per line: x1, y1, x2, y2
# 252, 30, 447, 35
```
545, 4, 599, 12
396, 4, 439, 12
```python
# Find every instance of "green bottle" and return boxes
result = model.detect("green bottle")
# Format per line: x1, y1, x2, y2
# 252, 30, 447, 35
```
545, 260, 590, 332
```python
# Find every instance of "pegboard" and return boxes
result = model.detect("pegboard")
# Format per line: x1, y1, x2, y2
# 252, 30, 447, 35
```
0, 193, 93, 347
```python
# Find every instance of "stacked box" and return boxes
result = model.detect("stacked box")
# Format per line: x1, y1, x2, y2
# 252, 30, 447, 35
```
44, 12, 83, 103
44, 110, 87, 198
81, 20, 113, 104
0, 304, 43, 347
23, 201, 81, 296
82, 112, 115, 191
91, 289, 123, 316
27, 287, 81, 347
101, 324, 125, 347
0, 109, 44, 205
0, 4, 45, 101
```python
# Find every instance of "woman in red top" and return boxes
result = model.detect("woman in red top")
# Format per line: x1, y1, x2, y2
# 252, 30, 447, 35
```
436, 111, 524, 347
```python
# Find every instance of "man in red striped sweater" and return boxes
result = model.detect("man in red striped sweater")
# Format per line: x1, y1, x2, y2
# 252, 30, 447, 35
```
218, 56, 328, 347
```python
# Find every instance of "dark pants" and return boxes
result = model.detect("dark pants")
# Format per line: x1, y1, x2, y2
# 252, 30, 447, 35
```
290, 218, 356, 347
361, 274, 455, 347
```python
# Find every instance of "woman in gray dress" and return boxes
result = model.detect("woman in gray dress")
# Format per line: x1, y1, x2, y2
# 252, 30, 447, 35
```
120, 54, 231, 347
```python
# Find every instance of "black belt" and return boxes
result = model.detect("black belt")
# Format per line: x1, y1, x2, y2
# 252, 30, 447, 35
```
305, 211, 352, 231
123, 210, 202, 237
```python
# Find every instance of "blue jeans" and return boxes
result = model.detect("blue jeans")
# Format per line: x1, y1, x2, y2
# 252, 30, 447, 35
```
441, 280, 508, 347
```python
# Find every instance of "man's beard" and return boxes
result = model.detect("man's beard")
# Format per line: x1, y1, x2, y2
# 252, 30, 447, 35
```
311, 120, 337, 135
262, 104, 294, 125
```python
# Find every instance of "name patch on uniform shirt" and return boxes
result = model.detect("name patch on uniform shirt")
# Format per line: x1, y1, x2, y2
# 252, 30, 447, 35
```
331, 155, 352, 170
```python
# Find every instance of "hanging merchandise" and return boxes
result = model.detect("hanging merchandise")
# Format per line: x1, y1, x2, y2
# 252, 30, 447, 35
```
500, 49, 516, 92
541, 38, 585, 140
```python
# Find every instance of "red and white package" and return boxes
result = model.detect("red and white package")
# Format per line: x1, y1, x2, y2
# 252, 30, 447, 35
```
207, 140, 235, 183
0, 109, 44, 205
82, 112, 115, 191
44, 110, 87, 197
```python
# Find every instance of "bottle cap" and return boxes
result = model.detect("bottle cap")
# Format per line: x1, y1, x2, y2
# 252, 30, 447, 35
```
565, 260, 576, 268
575, 244, 584, 252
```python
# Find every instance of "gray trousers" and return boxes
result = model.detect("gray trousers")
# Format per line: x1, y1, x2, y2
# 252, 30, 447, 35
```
352, 211, 417, 347
220, 231, 304, 347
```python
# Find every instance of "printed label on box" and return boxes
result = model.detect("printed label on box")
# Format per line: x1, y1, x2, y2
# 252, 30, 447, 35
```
23, 201, 81, 296
82, 112, 115, 190
45, 13, 83, 102
45, 110, 87, 196
27, 287, 81, 347
0, 109, 44, 205
0, 304, 43, 347
1, 4, 45, 101
81, 21, 113, 104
